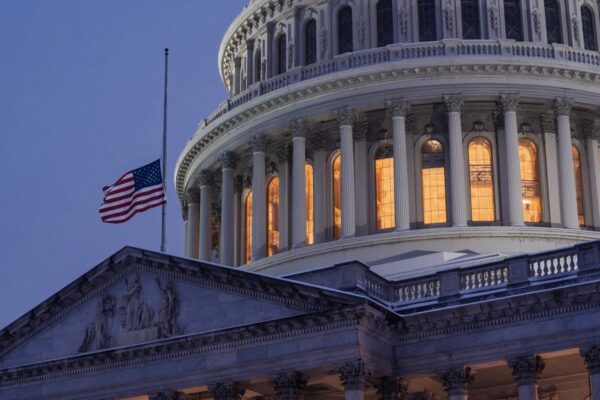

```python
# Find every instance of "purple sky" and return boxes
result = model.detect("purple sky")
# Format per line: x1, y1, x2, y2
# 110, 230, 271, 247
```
0, 0, 247, 328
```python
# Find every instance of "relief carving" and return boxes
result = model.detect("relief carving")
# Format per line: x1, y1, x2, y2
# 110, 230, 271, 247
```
121, 273, 154, 331
78, 294, 115, 353
156, 278, 180, 339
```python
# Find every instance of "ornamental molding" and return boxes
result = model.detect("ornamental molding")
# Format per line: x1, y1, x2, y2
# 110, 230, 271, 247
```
499, 94, 521, 112
289, 118, 310, 138
176, 62, 600, 199
274, 144, 291, 163
197, 169, 214, 187
338, 359, 371, 391
184, 188, 200, 204
354, 121, 369, 140
581, 344, 600, 374
149, 391, 185, 400
440, 367, 474, 396
251, 134, 268, 152
386, 98, 410, 118
210, 382, 246, 400
271, 371, 308, 400
443, 94, 464, 113
334, 107, 359, 126
371, 376, 408, 400
554, 97, 573, 117
507, 355, 545, 385
221, 151, 238, 169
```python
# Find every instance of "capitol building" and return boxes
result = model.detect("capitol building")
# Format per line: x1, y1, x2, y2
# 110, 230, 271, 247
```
3, 0, 600, 399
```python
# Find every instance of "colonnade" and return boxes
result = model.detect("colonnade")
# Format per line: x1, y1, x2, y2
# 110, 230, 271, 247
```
145, 345, 600, 400
183, 95, 594, 264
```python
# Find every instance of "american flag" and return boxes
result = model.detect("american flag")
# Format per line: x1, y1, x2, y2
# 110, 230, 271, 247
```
100, 160, 166, 224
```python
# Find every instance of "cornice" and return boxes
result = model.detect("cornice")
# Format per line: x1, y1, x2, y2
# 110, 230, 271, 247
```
176, 61, 600, 200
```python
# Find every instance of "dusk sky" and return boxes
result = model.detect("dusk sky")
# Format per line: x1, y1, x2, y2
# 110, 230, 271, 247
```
0, 1, 248, 328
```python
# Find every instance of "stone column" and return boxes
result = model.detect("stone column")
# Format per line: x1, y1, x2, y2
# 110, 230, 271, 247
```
233, 57, 242, 95
271, 371, 308, 400
354, 122, 369, 236
555, 97, 579, 229
275, 145, 290, 251
184, 188, 200, 259
198, 170, 213, 262
338, 360, 370, 400
508, 354, 545, 400
149, 391, 184, 400
445, 94, 468, 227
581, 345, 600, 400
586, 130, 600, 228
233, 176, 243, 266
210, 382, 245, 400
291, 119, 308, 248
220, 152, 237, 266
441, 367, 475, 400
251, 135, 268, 260
335, 107, 358, 238
500, 94, 525, 227
311, 133, 328, 244
246, 39, 255, 87
372, 376, 408, 400
387, 99, 411, 231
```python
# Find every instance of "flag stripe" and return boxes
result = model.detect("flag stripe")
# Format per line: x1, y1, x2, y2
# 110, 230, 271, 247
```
102, 199, 166, 224
100, 186, 164, 213
102, 184, 161, 206
101, 193, 166, 220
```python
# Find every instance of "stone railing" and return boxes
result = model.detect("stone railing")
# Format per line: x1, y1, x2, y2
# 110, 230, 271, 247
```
202, 40, 600, 128
287, 240, 600, 309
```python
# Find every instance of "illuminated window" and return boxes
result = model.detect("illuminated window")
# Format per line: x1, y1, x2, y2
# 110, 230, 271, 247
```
422, 140, 447, 224
267, 177, 280, 256
244, 191, 253, 264
573, 146, 585, 226
305, 19, 317, 65
277, 34, 287, 75
306, 164, 314, 244
377, 0, 394, 47
332, 153, 342, 238
468, 138, 495, 222
504, 0, 524, 41
375, 146, 395, 229
338, 6, 353, 54
519, 139, 542, 223
545, 0, 563, 44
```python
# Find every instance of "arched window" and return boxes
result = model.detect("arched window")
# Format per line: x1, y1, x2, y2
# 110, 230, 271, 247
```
544, 0, 563, 44
377, 0, 394, 47
468, 138, 495, 222
332, 153, 342, 238
582, 6, 598, 51
306, 164, 314, 244
254, 49, 262, 83
277, 34, 287, 75
418, 0, 437, 42
244, 191, 253, 264
305, 19, 317, 65
375, 145, 395, 229
422, 140, 447, 224
519, 139, 542, 223
462, 0, 481, 39
573, 146, 585, 226
338, 6, 353, 54
267, 177, 280, 256
504, 0, 524, 41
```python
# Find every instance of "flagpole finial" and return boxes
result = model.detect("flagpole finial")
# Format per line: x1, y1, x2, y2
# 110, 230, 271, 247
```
164, 48, 169, 55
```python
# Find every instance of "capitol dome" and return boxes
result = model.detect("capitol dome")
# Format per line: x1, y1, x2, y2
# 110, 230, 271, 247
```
175, 0, 600, 277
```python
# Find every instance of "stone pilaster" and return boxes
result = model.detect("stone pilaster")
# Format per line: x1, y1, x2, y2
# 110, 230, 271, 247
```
271, 371, 308, 400
246, 39, 255, 87
508, 355, 545, 400
198, 170, 214, 261
554, 97, 579, 229
581, 345, 600, 400
210, 382, 246, 400
220, 152, 237, 265
311, 132, 328, 244
233, 57, 242, 95
584, 125, 600, 228
500, 94, 525, 227
184, 188, 200, 259
251, 135, 268, 260
233, 175, 244, 266
274, 145, 290, 251
444, 94, 467, 227
334, 107, 359, 238
441, 367, 475, 400
338, 359, 370, 400
290, 118, 309, 248
386, 99, 411, 231
372, 376, 408, 400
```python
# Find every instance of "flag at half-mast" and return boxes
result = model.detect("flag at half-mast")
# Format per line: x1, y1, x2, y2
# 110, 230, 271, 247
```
99, 160, 166, 224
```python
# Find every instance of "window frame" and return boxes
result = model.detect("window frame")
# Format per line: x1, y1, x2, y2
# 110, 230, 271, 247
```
336, 5, 354, 55
465, 135, 499, 224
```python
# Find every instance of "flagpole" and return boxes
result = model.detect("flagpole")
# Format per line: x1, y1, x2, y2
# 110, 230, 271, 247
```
161, 48, 169, 253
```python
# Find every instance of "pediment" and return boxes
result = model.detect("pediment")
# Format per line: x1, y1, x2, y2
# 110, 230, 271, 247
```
0, 247, 359, 370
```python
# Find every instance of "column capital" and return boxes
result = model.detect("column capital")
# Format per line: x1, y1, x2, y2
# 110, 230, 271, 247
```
354, 121, 369, 141
371, 376, 408, 400
508, 354, 545, 385
149, 391, 183, 400
443, 94, 464, 113
220, 151, 238, 169
251, 134, 268, 153
310, 132, 329, 151
581, 345, 600, 374
554, 97, 574, 117
499, 93, 521, 112
184, 187, 200, 204
385, 98, 410, 117
334, 107, 359, 126
271, 371, 308, 400
289, 118, 310, 138
440, 366, 475, 396
197, 169, 214, 187
338, 359, 371, 391
209, 382, 246, 400
274, 144, 291, 164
